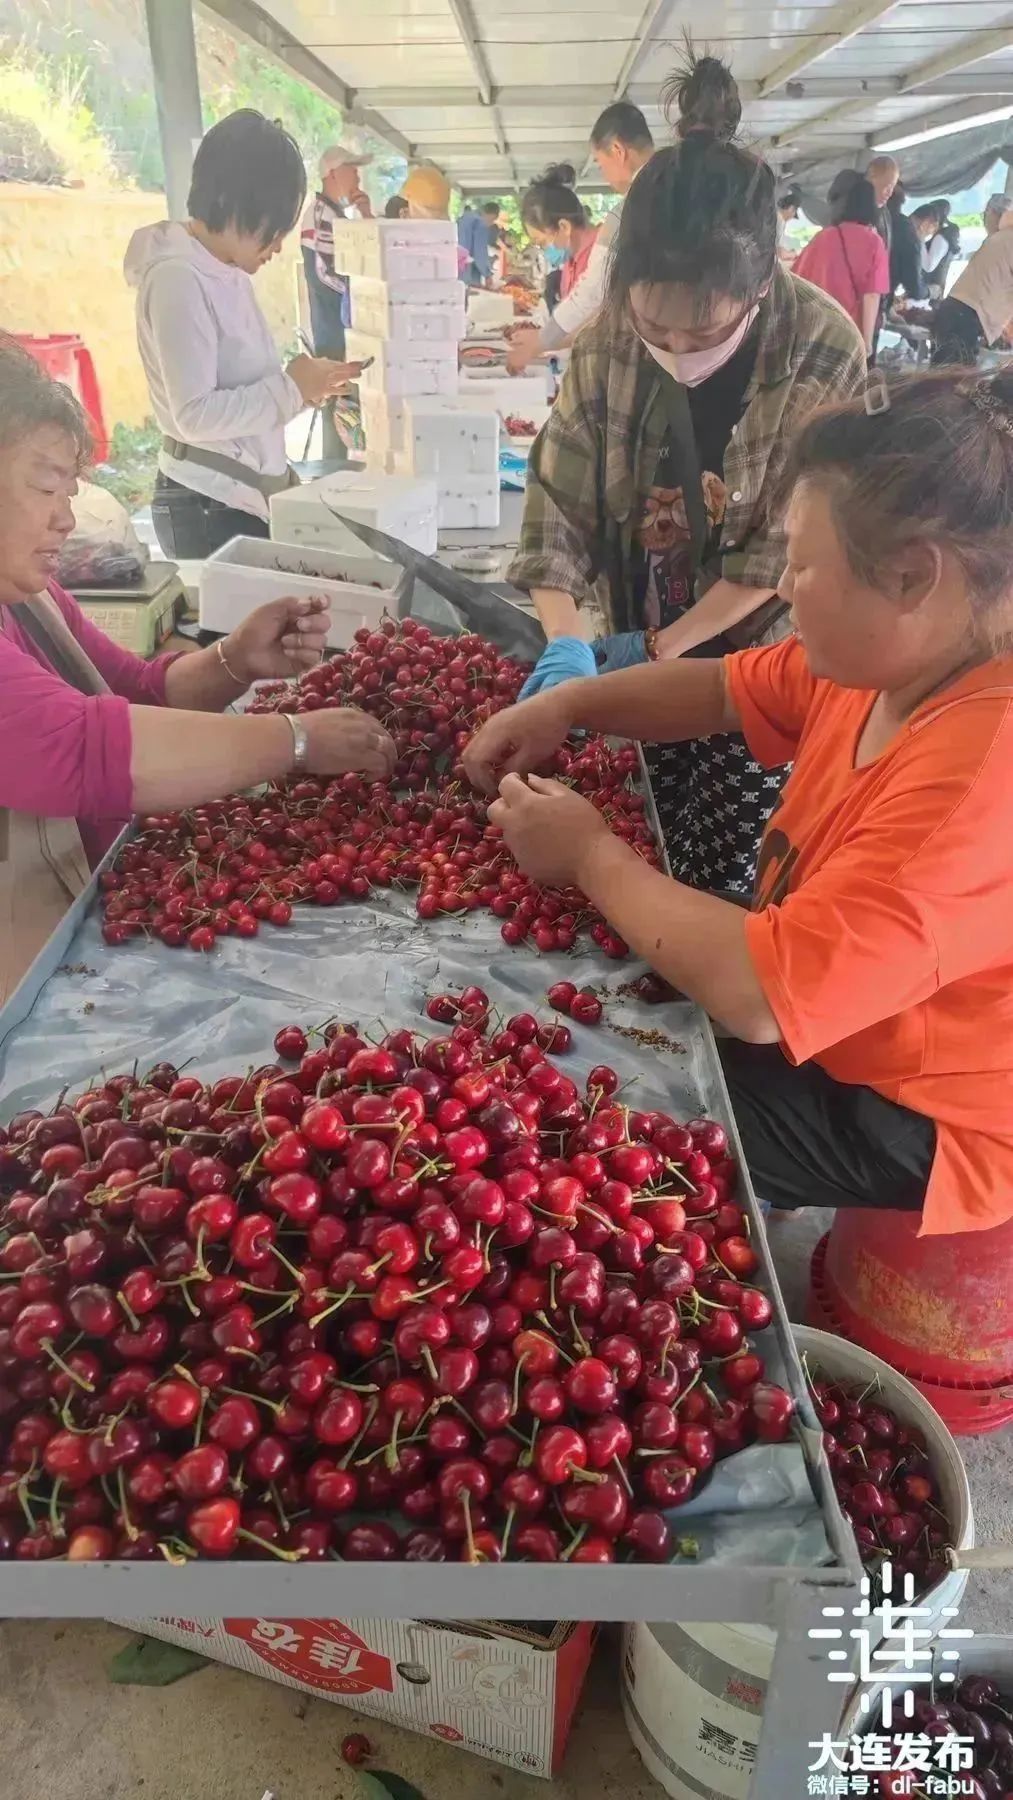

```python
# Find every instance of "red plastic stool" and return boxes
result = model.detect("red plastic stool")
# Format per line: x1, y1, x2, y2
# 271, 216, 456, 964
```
808, 1208, 1013, 1435
14, 334, 109, 463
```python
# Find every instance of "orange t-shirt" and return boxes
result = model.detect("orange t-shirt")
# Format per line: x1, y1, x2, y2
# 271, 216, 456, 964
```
725, 636, 1013, 1236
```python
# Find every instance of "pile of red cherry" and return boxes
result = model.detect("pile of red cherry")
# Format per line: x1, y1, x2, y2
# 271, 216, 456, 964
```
0, 990, 796, 1565
812, 1371, 952, 1598
97, 619, 657, 957
870, 1674, 1013, 1799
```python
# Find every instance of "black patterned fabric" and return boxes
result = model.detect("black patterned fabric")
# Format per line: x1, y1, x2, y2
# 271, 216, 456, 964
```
644, 732, 788, 895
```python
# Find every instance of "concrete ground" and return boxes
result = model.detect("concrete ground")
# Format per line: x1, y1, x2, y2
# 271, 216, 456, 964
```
0, 1212, 1008, 1800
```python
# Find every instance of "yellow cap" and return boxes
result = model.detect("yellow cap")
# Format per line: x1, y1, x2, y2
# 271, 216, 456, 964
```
402, 164, 451, 217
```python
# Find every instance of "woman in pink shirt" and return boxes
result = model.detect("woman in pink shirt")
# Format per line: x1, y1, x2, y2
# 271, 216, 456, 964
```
793, 177, 889, 356
0, 337, 395, 995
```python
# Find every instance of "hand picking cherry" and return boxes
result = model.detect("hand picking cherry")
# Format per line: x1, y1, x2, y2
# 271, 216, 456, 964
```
97, 620, 658, 957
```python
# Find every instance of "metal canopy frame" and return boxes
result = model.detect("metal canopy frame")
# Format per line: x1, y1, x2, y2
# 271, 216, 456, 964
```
137, 0, 1013, 196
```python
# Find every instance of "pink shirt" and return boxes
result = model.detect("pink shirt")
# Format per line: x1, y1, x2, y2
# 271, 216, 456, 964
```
794, 223, 890, 330
0, 583, 178, 864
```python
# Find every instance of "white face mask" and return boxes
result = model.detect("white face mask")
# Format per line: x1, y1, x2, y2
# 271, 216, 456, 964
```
642, 304, 760, 387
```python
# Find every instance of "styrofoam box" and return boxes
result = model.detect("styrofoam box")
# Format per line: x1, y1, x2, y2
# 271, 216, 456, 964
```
350, 276, 466, 344
358, 389, 407, 457
198, 536, 406, 649
348, 329, 458, 398
271, 468, 439, 557
330, 217, 458, 283
115, 1617, 595, 1781
401, 397, 500, 479
458, 373, 549, 420
438, 477, 501, 531
467, 289, 516, 331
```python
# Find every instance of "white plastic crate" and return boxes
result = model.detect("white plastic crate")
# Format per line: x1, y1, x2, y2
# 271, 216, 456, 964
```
400, 397, 500, 479
348, 329, 459, 398
330, 218, 458, 283
437, 478, 501, 531
199, 537, 406, 648
271, 469, 438, 556
350, 276, 466, 344
358, 389, 407, 458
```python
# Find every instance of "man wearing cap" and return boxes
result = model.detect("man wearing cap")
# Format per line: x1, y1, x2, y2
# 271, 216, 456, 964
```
300, 145, 372, 457
301, 145, 373, 358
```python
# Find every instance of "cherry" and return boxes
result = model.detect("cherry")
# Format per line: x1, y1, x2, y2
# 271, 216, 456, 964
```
172, 1444, 229, 1500
187, 1496, 240, 1556
341, 1734, 373, 1768
342, 1522, 401, 1561
563, 1357, 618, 1417
570, 992, 603, 1026
623, 1509, 672, 1562
641, 1454, 695, 1508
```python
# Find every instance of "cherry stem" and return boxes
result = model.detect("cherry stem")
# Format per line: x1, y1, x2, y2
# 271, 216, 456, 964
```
560, 1523, 589, 1563
384, 1409, 404, 1475
237, 1527, 307, 1562
267, 1241, 303, 1282
501, 1505, 516, 1560
338, 1397, 379, 1470
613, 1455, 634, 1496
47, 1476, 66, 1541
117, 1465, 139, 1541
511, 1352, 528, 1417
116, 1289, 140, 1332
309, 1282, 355, 1328
568, 1463, 605, 1484
42, 1339, 94, 1393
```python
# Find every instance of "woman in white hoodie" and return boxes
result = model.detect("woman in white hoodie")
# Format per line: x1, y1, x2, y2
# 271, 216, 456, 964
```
126, 111, 362, 559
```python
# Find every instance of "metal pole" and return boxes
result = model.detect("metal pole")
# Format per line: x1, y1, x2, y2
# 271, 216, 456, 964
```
145, 0, 204, 220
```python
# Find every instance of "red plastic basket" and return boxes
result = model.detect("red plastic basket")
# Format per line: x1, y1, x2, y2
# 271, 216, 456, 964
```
809, 1212, 1013, 1436
14, 333, 109, 463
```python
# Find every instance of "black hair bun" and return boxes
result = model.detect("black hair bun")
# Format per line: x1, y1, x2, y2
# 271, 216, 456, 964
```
663, 48, 742, 142
541, 162, 577, 187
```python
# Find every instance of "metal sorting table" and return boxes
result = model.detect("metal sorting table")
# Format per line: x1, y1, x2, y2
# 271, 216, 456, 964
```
0, 586, 862, 1798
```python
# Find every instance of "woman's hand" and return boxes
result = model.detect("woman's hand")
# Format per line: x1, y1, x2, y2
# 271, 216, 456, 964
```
303, 709, 396, 781
463, 689, 575, 795
287, 355, 366, 407
488, 773, 608, 887
224, 596, 331, 683
506, 329, 541, 375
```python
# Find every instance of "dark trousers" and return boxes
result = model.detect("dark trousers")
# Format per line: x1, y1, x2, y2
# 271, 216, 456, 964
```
931, 296, 984, 366
151, 472, 269, 559
301, 247, 348, 464
717, 1038, 935, 1213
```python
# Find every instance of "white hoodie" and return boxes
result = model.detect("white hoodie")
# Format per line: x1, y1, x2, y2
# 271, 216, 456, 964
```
124, 221, 304, 522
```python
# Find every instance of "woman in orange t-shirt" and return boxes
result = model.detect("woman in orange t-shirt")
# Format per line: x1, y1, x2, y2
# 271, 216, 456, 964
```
464, 368, 1013, 1236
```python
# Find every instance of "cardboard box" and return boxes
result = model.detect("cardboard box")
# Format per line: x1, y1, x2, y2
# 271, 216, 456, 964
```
350, 277, 467, 344
331, 218, 459, 284
118, 1616, 595, 1780
271, 469, 439, 557
199, 536, 406, 648
348, 330, 459, 399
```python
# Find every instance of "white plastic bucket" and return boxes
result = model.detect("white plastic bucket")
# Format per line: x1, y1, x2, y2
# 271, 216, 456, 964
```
622, 1619, 775, 1800
620, 1327, 974, 1800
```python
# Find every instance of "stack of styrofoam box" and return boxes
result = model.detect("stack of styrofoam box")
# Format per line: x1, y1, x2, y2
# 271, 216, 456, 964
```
397, 395, 501, 531
334, 218, 466, 473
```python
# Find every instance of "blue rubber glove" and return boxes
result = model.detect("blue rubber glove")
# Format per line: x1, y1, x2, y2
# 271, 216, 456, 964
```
519, 635, 598, 699
592, 630, 649, 672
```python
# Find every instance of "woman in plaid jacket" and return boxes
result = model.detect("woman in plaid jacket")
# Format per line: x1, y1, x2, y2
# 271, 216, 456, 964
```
509, 53, 866, 892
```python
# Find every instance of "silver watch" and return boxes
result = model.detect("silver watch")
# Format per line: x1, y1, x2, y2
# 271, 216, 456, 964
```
283, 712, 309, 773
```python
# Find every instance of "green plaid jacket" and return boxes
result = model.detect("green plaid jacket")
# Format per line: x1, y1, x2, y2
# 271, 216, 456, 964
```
508, 266, 867, 634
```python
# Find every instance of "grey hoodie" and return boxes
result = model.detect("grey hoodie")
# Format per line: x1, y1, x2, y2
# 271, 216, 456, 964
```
124, 221, 302, 521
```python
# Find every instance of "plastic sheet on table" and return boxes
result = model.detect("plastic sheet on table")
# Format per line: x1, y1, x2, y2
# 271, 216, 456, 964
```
0, 876, 835, 1574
